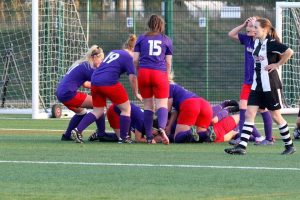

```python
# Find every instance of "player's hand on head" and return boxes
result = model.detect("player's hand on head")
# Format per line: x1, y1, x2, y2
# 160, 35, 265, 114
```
245, 17, 255, 26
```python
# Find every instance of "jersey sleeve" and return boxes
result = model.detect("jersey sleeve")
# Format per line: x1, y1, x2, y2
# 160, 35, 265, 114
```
125, 55, 136, 75
165, 36, 173, 55
270, 40, 289, 54
169, 84, 174, 98
134, 35, 143, 52
238, 33, 248, 45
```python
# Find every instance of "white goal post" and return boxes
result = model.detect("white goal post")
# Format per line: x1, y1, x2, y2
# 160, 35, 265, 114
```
0, 0, 88, 118
276, 2, 300, 114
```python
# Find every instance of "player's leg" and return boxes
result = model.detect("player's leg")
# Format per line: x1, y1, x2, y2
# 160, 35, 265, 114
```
153, 70, 170, 144
225, 90, 262, 154
173, 99, 201, 143
72, 86, 105, 143
116, 100, 132, 143
271, 109, 295, 154
61, 92, 90, 140
138, 68, 155, 143
214, 115, 239, 143
104, 83, 132, 143
195, 98, 213, 142
265, 90, 295, 154
225, 105, 258, 155
155, 98, 169, 144
174, 124, 192, 143
254, 108, 274, 145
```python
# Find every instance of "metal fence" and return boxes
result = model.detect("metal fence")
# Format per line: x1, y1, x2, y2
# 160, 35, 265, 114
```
0, 0, 298, 110
77, 0, 297, 104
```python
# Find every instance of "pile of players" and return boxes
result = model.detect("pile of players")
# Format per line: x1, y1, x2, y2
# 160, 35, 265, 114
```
56, 15, 297, 155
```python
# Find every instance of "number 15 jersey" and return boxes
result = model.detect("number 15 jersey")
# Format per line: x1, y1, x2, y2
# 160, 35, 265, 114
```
134, 34, 173, 71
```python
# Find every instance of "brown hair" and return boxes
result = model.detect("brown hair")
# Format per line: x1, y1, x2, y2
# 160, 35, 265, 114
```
146, 14, 165, 35
123, 34, 137, 51
256, 18, 280, 42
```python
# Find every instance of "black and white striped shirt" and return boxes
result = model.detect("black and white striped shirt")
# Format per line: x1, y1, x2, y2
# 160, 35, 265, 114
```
251, 35, 288, 92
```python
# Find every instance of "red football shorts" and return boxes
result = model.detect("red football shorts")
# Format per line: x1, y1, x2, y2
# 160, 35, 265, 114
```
177, 98, 213, 128
138, 68, 169, 98
107, 104, 120, 129
62, 92, 87, 112
240, 84, 251, 100
213, 116, 237, 143
91, 82, 128, 107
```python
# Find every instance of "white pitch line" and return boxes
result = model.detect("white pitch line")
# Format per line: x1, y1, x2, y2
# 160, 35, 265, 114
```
0, 160, 299, 171
0, 128, 63, 132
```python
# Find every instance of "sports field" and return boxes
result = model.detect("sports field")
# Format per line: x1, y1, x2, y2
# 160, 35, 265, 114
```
0, 114, 299, 200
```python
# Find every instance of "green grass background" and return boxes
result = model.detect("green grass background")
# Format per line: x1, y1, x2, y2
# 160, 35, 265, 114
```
0, 114, 300, 200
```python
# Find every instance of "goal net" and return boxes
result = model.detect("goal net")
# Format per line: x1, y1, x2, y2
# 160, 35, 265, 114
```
276, 2, 300, 114
0, 0, 88, 118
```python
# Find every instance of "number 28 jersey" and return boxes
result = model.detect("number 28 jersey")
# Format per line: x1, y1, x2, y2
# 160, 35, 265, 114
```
134, 34, 173, 71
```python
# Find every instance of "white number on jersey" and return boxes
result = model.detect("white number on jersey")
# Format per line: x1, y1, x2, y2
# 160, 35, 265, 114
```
148, 40, 162, 56
103, 52, 120, 64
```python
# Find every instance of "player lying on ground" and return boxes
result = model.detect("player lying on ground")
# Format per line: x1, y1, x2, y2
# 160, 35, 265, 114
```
88, 103, 168, 144
166, 96, 240, 143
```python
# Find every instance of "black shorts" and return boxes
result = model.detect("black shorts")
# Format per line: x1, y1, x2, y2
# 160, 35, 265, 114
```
248, 89, 281, 111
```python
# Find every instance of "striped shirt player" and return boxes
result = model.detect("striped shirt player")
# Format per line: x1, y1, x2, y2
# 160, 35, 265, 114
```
225, 18, 295, 155
237, 33, 273, 144
168, 83, 213, 143
229, 18, 273, 144
133, 14, 172, 144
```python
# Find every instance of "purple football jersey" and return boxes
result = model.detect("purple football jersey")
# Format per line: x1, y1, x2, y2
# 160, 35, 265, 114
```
134, 34, 173, 71
91, 50, 135, 86
56, 61, 94, 102
238, 33, 255, 84
169, 83, 198, 111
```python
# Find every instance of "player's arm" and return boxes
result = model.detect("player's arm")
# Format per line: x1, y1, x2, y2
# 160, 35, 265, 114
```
228, 17, 253, 40
166, 109, 178, 135
128, 74, 142, 101
266, 48, 294, 72
223, 130, 238, 142
133, 52, 140, 70
166, 55, 172, 75
82, 81, 91, 89
134, 130, 147, 143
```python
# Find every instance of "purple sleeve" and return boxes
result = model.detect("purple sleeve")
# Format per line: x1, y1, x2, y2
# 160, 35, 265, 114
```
169, 84, 174, 98
165, 37, 173, 55
238, 33, 247, 45
134, 35, 143, 52
125, 56, 136, 75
